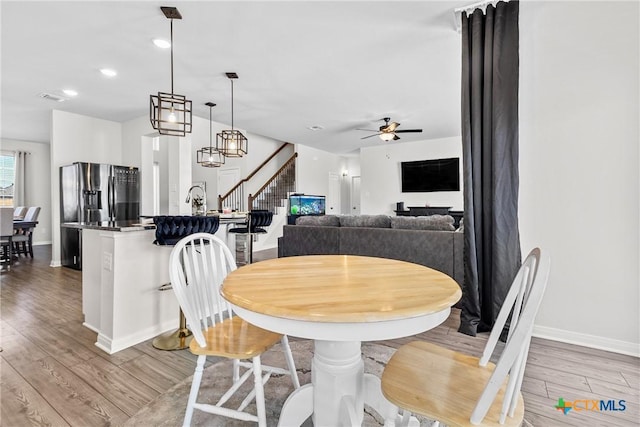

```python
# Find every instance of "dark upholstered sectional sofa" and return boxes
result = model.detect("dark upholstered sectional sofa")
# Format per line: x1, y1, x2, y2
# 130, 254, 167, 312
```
277, 214, 464, 289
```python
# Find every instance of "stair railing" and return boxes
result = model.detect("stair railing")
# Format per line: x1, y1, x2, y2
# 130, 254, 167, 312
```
218, 143, 291, 211
248, 153, 297, 212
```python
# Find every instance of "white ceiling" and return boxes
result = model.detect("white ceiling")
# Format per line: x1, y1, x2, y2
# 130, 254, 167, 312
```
1, 1, 467, 155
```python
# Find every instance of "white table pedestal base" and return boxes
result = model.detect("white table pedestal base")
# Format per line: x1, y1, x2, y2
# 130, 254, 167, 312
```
278, 340, 414, 427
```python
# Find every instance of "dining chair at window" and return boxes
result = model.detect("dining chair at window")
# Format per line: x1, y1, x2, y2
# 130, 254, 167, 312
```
13, 206, 40, 258
381, 248, 550, 427
228, 210, 273, 265
168, 232, 300, 426
13, 206, 27, 220
23, 206, 41, 223
1, 208, 14, 270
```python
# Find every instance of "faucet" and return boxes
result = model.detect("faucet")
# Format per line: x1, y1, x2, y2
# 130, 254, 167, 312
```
185, 184, 206, 215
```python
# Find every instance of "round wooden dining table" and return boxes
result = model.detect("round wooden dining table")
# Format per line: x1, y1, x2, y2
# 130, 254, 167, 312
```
221, 254, 462, 426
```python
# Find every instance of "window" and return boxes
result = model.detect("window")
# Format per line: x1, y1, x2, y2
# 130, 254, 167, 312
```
0, 152, 15, 207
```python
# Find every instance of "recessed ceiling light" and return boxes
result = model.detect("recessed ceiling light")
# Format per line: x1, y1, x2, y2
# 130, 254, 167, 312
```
62, 89, 78, 97
153, 38, 171, 49
100, 68, 117, 77
307, 125, 324, 131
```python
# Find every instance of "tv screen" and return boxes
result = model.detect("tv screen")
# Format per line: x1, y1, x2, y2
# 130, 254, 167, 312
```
401, 158, 460, 192
289, 195, 325, 216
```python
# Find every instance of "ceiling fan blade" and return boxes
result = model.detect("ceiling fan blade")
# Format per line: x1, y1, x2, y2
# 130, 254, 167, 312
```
395, 129, 423, 133
356, 128, 379, 132
393, 134, 401, 141
360, 133, 381, 140
387, 122, 400, 132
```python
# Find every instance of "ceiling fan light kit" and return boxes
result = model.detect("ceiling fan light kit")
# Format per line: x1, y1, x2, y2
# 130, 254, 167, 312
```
358, 117, 423, 142
149, 6, 192, 137
197, 102, 225, 168
217, 73, 248, 157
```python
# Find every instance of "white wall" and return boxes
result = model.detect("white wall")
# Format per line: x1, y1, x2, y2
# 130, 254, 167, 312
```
0, 138, 52, 244
359, 136, 463, 215
519, 1, 639, 355
295, 144, 347, 215
50, 110, 122, 265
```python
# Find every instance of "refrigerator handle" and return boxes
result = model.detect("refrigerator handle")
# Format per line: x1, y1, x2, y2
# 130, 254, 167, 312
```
107, 176, 114, 221
111, 176, 117, 221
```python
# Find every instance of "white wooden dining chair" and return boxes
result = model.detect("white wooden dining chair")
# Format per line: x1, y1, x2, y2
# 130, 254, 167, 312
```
168, 233, 300, 427
381, 248, 550, 427
13, 206, 27, 220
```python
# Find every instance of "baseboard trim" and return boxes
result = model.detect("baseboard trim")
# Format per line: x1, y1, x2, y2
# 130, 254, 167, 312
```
50, 260, 62, 267
533, 325, 640, 357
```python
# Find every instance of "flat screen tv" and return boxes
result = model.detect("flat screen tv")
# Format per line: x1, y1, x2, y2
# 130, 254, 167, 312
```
401, 158, 460, 192
289, 194, 326, 216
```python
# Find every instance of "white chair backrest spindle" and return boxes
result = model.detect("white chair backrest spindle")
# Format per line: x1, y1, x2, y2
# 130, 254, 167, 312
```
169, 233, 237, 348
470, 248, 550, 424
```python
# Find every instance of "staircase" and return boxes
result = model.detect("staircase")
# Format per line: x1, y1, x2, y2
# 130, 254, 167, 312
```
218, 144, 297, 251
249, 154, 296, 212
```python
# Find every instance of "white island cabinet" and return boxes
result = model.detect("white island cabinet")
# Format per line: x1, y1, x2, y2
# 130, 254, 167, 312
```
70, 223, 179, 354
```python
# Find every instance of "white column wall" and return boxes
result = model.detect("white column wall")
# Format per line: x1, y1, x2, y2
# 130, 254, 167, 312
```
519, 1, 639, 355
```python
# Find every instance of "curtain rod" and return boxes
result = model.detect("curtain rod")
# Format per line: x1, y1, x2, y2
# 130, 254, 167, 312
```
453, 0, 510, 33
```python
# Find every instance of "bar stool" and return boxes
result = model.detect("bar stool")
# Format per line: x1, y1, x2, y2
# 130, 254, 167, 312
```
228, 210, 273, 265
151, 215, 220, 351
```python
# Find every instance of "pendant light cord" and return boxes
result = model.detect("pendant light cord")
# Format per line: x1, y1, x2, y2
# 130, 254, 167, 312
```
170, 19, 174, 95
231, 79, 234, 130
209, 105, 213, 148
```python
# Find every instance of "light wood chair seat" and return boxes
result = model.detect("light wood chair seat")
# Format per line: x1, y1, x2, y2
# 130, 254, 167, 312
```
381, 248, 550, 427
190, 315, 284, 359
382, 341, 524, 427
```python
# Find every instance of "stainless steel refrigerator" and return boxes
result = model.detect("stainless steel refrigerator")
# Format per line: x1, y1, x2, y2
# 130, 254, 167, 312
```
60, 162, 140, 270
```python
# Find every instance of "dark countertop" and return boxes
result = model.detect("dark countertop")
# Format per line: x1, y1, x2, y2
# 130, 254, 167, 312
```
61, 220, 156, 232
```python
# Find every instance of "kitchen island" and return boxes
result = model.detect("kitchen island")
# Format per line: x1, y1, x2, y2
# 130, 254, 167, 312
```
63, 221, 179, 354
64, 216, 247, 354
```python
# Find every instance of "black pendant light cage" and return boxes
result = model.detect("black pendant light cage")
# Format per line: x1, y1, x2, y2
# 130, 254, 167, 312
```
149, 7, 193, 137
217, 73, 248, 157
217, 130, 248, 158
197, 102, 225, 167
150, 92, 192, 136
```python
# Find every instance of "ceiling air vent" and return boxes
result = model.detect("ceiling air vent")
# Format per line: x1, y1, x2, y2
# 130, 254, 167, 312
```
38, 92, 67, 102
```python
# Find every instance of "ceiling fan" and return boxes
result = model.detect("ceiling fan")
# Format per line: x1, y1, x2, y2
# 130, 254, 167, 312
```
357, 117, 423, 141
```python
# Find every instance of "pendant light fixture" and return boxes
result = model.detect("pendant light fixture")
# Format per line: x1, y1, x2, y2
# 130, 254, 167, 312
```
149, 6, 192, 136
217, 72, 248, 157
197, 102, 225, 167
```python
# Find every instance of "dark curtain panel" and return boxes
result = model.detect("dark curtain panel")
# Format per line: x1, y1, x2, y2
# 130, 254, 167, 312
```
459, 0, 521, 336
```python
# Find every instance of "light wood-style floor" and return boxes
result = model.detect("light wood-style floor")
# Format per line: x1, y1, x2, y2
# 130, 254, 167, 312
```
1, 245, 638, 426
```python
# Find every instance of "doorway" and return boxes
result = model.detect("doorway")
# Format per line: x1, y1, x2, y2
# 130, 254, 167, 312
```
351, 176, 361, 215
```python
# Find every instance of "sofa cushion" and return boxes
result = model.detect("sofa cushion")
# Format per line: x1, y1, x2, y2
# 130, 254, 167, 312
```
339, 227, 455, 276
296, 215, 340, 227
281, 225, 340, 256
339, 214, 391, 228
390, 215, 455, 231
